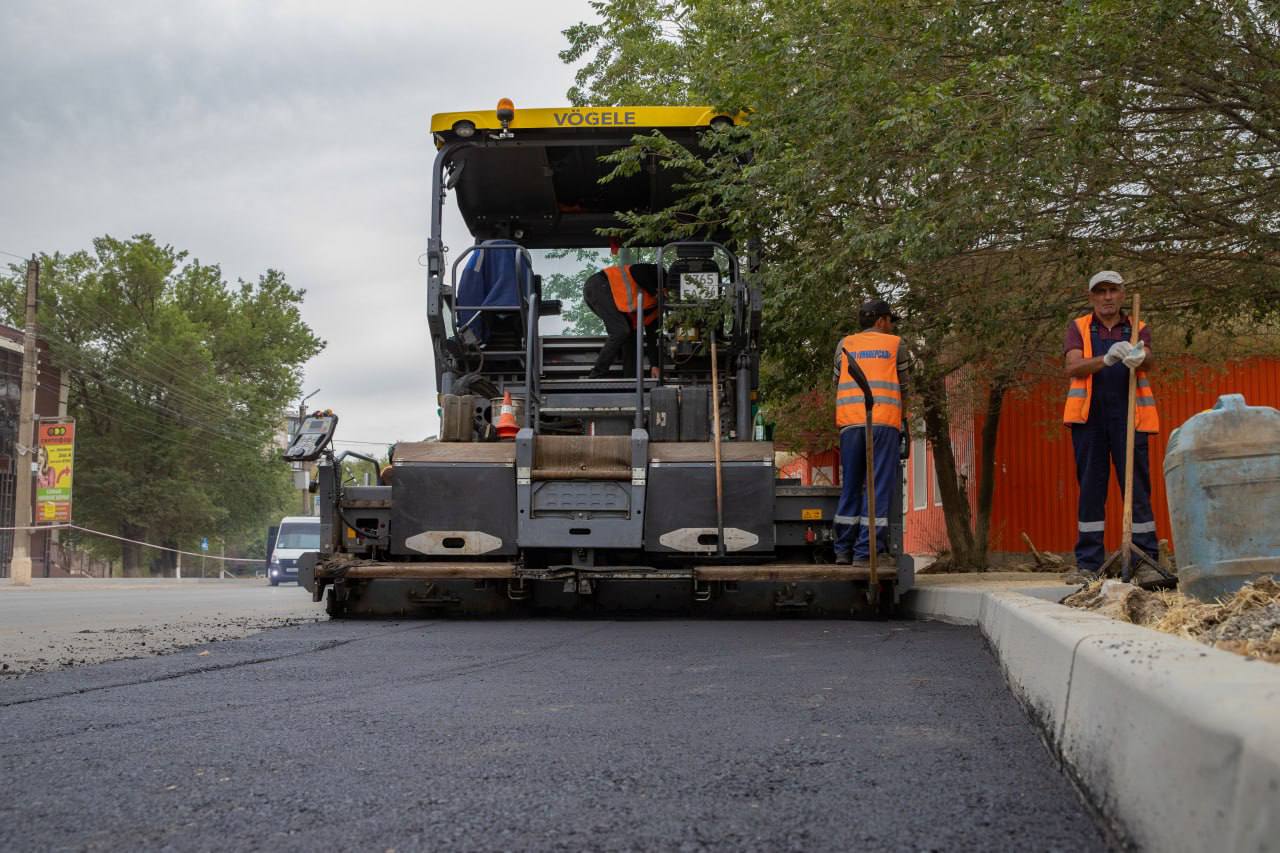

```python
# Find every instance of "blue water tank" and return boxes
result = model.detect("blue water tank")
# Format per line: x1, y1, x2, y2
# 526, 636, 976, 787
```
1163, 394, 1280, 600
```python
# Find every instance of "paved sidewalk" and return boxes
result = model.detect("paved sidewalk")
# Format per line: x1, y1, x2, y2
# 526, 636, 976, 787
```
915, 569, 1071, 589
0, 578, 324, 674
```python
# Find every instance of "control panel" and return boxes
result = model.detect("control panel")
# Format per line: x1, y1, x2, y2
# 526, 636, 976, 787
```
284, 412, 338, 462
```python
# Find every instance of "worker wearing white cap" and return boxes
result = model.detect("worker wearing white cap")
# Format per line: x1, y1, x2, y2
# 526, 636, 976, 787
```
1062, 270, 1161, 575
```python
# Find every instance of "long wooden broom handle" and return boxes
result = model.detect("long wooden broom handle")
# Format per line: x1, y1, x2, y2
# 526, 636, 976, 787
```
710, 335, 725, 558
843, 350, 878, 588
1121, 293, 1141, 573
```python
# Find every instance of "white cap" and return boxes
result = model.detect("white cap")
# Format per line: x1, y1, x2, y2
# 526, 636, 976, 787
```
1088, 270, 1124, 292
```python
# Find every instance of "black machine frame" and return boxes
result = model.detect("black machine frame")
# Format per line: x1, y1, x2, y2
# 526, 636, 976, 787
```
299, 109, 913, 617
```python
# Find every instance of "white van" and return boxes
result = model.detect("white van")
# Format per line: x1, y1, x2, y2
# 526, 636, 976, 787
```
267, 516, 320, 586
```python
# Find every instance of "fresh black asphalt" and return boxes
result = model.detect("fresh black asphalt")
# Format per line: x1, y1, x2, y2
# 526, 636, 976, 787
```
1, 618, 1109, 851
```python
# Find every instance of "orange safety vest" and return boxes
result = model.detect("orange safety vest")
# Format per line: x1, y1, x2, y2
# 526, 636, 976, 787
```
604, 265, 659, 327
1062, 314, 1159, 433
835, 331, 902, 430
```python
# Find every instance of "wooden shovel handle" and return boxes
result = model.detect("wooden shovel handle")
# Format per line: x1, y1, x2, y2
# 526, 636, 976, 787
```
1121, 293, 1141, 576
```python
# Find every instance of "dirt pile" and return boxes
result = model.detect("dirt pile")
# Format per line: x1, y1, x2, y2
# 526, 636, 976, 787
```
1064, 576, 1280, 663
919, 554, 1066, 574
1062, 580, 1170, 624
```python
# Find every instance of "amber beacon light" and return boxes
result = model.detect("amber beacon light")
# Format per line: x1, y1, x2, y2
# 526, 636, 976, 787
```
495, 98, 516, 138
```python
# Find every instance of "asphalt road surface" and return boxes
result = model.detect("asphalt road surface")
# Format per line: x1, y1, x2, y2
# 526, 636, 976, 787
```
1, 618, 1109, 851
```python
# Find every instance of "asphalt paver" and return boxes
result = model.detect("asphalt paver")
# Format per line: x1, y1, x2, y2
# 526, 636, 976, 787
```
0, 618, 1109, 851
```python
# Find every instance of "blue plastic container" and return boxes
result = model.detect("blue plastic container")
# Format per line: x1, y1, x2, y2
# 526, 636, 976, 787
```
1163, 394, 1280, 601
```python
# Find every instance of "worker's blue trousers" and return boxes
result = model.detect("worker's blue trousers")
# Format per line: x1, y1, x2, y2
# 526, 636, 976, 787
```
1071, 419, 1159, 572
834, 425, 899, 559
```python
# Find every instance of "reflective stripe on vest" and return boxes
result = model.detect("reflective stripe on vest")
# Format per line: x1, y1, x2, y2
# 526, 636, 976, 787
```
1062, 314, 1159, 432
835, 331, 902, 430
604, 265, 658, 327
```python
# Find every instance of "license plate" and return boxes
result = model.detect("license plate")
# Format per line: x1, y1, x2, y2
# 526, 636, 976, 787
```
680, 272, 719, 299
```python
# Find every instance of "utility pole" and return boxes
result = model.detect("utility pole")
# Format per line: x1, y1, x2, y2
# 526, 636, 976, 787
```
10, 257, 39, 586
298, 388, 320, 515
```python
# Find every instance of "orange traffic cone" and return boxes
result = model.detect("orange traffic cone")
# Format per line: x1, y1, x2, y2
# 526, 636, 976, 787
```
495, 391, 519, 440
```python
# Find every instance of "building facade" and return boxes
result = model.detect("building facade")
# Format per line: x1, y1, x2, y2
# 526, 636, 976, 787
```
0, 324, 68, 577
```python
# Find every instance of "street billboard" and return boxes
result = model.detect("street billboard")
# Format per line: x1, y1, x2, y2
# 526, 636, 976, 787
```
36, 418, 75, 523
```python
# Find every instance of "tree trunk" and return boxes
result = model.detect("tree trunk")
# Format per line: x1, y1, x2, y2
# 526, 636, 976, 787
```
972, 379, 1009, 567
916, 363, 979, 567
159, 541, 178, 576
120, 522, 145, 576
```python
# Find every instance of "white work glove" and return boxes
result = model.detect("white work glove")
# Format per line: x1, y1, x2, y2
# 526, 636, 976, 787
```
1122, 340, 1147, 369
1102, 340, 1132, 366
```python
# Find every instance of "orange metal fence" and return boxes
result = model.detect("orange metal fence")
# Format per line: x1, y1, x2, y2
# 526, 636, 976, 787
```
780, 358, 1280, 557
979, 358, 1280, 554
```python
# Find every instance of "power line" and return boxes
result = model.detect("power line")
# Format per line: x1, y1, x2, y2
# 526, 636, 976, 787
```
0, 351, 296, 478
29, 342, 247, 434
0, 522, 265, 563
53, 362, 271, 454
35, 321, 273, 431
30, 334, 279, 452
0, 394, 304, 527
0, 260, 314, 453
35, 282, 311, 406
0, 370, 287, 470
28, 332, 327, 459
0, 371, 345, 518
11, 257, 250, 368
8, 273, 311, 431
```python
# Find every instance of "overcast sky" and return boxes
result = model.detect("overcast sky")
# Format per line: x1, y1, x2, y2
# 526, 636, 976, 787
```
0, 0, 598, 450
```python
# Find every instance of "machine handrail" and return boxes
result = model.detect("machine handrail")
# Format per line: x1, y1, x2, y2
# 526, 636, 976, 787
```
525, 289, 540, 428
449, 242, 537, 334
451, 240, 540, 426
634, 268, 646, 429
333, 450, 382, 487
651, 241, 740, 432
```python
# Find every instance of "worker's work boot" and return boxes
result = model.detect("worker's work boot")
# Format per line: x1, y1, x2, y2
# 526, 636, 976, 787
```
833, 553, 852, 565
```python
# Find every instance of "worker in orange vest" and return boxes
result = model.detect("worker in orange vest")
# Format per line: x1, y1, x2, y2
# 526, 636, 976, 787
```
833, 299, 907, 566
1063, 270, 1160, 576
584, 263, 661, 378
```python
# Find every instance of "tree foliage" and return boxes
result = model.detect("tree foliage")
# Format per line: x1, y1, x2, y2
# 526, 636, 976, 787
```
0, 235, 324, 573
541, 248, 611, 335
564, 0, 1280, 565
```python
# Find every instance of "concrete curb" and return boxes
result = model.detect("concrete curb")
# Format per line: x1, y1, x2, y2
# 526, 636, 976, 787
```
903, 584, 1280, 852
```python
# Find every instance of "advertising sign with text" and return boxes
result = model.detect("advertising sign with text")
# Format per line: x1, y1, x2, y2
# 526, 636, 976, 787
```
36, 418, 75, 523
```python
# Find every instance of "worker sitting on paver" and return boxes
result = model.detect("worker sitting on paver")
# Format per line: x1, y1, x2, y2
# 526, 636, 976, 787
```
584, 262, 662, 378
1063, 270, 1161, 576
833, 299, 907, 566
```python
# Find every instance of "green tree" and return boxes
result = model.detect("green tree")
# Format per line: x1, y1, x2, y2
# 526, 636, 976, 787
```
564, 0, 1280, 567
1, 235, 325, 574
542, 248, 610, 334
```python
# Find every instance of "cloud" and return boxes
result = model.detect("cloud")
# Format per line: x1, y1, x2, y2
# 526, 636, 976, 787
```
0, 0, 599, 446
